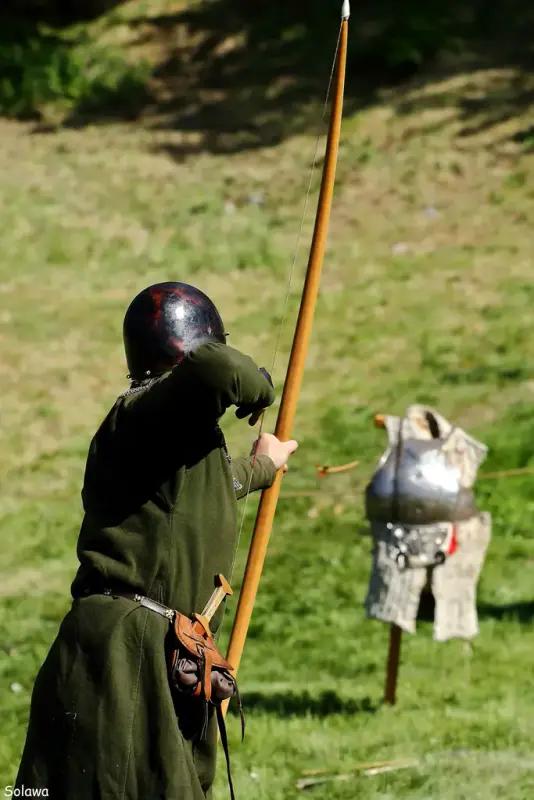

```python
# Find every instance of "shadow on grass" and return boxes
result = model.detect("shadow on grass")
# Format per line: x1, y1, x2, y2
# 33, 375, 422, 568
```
0, 2, 531, 157
232, 689, 377, 718
44, 0, 533, 159
478, 602, 534, 624
441, 365, 531, 387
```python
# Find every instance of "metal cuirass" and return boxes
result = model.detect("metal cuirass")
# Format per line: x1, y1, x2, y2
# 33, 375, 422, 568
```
365, 438, 478, 526
364, 406, 491, 640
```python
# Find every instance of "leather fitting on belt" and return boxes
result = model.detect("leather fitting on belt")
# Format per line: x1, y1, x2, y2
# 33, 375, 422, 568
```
102, 588, 175, 621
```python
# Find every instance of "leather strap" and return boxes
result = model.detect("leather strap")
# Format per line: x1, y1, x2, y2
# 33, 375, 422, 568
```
216, 705, 236, 800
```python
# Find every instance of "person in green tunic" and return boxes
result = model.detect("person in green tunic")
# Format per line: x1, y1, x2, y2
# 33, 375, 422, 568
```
15, 282, 298, 800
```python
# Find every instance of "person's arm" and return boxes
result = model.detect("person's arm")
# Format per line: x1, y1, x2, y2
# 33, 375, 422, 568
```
122, 343, 275, 426
231, 434, 299, 500
231, 455, 277, 499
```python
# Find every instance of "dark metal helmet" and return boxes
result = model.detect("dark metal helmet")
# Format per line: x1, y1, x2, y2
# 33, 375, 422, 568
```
123, 282, 227, 380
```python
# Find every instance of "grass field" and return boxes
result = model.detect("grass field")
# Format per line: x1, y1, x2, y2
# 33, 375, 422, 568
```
1, 4, 534, 798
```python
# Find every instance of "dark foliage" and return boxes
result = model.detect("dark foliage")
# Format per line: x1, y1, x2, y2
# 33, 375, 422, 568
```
1, 1, 127, 26
1, 1, 533, 153
0, 13, 150, 118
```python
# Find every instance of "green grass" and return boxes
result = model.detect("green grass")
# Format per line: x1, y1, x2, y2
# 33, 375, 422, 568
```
1, 29, 534, 798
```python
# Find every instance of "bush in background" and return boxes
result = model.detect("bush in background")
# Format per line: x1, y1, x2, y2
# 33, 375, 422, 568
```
0, 16, 150, 118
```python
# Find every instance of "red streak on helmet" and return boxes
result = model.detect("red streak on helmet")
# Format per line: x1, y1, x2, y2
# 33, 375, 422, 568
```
150, 287, 165, 322
168, 336, 185, 363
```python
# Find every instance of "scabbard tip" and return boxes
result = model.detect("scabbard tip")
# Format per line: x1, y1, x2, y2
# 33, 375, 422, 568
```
341, 0, 351, 19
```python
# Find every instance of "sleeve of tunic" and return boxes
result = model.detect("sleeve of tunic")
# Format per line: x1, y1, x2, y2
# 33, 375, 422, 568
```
122, 343, 275, 426
231, 455, 277, 499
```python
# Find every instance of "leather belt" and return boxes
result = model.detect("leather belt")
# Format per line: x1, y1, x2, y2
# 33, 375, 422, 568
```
101, 588, 175, 621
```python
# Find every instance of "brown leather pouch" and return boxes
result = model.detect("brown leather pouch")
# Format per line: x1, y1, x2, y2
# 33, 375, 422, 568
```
169, 611, 237, 705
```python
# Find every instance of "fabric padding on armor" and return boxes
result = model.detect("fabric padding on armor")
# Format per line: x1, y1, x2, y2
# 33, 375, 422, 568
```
365, 514, 491, 640
433, 512, 491, 641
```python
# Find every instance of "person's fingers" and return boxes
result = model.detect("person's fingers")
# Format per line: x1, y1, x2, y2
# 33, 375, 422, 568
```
248, 410, 263, 426
279, 440, 298, 471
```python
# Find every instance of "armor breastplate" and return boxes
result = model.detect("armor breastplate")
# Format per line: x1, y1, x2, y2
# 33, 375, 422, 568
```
365, 438, 478, 525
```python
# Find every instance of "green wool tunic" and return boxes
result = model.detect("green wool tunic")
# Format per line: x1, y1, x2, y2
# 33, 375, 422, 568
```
15, 343, 277, 800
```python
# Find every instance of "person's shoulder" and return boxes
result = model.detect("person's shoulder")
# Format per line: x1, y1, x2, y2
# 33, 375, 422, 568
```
90, 394, 125, 437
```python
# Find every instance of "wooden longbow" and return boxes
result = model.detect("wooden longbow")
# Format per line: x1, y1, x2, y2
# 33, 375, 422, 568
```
223, 1, 351, 713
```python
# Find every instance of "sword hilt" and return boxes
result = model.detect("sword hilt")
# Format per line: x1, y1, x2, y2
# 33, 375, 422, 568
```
193, 574, 233, 638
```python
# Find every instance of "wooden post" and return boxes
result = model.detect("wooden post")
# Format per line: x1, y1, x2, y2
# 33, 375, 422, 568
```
384, 624, 402, 705
373, 414, 403, 705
